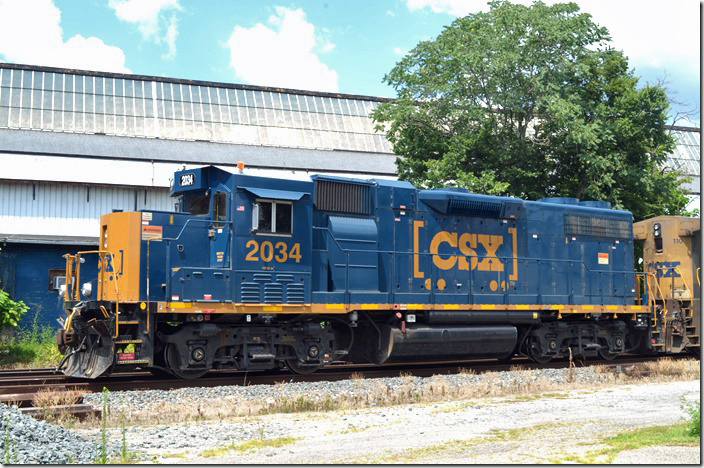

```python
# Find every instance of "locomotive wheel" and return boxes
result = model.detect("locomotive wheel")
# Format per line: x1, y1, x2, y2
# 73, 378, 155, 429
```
527, 337, 552, 364
165, 344, 208, 379
529, 354, 553, 364
598, 348, 618, 361
284, 358, 321, 375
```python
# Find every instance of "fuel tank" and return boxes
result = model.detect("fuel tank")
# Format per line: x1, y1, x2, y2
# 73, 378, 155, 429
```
349, 324, 517, 364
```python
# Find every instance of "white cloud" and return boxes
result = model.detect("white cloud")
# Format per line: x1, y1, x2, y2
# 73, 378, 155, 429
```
406, 0, 475, 16
393, 47, 407, 56
0, 0, 129, 72
225, 6, 338, 92
108, 0, 182, 60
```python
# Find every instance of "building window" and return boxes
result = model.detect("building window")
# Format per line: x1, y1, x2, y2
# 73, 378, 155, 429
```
48, 269, 66, 291
253, 200, 292, 235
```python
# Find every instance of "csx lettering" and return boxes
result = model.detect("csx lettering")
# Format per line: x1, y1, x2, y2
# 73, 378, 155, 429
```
654, 261, 681, 278
429, 231, 504, 272
246, 240, 302, 263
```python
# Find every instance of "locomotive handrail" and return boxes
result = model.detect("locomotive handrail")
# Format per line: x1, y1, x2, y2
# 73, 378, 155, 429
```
158, 217, 234, 243
312, 226, 641, 306
63, 250, 122, 338
312, 226, 640, 274
673, 267, 693, 302
147, 217, 234, 305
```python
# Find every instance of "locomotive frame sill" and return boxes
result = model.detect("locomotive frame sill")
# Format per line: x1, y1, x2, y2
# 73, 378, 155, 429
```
155, 301, 649, 315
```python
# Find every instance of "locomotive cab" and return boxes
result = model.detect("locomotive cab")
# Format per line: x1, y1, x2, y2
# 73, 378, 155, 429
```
634, 216, 701, 354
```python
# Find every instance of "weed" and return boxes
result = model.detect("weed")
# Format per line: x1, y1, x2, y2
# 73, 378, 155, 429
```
3, 414, 10, 464
681, 398, 701, 437
260, 395, 341, 414
0, 323, 62, 368
340, 425, 368, 434
160, 452, 187, 459
97, 387, 110, 464
556, 423, 699, 464
200, 437, 301, 458
120, 396, 128, 463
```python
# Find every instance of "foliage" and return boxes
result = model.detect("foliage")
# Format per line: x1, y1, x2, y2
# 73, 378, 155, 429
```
0, 325, 62, 368
0, 290, 28, 329
682, 398, 700, 437
372, 0, 690, 221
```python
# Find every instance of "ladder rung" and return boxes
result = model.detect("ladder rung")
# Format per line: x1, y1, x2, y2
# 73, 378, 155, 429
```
686, 335, 699, 339
118, 321, 139, 325
652, 343, 665, 347
115, 339, 143, 344
116, 359, 150, 365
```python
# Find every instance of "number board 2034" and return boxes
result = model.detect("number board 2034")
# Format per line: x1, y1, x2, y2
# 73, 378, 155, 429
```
180, 173, 195, 186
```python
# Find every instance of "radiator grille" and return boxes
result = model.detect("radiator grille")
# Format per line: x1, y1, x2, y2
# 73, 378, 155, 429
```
240, 274, 305, 303
447, 199, 503, 217
564, 214, 632, 238
314, 180, 371, 215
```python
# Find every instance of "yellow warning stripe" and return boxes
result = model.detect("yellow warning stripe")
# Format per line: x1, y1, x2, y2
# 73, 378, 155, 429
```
157, 302, 649, 315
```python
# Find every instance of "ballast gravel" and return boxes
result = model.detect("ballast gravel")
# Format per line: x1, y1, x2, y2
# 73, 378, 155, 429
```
0, 404, 120, 464
3, 366, 700, 464
82, 366, 602, 410
72, 367, 699, 464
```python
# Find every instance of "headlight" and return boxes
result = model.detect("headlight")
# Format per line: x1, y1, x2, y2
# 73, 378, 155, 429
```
81, 282, 92, 299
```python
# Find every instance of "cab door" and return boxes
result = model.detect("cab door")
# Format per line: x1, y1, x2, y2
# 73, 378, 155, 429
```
210, 187, 231, 268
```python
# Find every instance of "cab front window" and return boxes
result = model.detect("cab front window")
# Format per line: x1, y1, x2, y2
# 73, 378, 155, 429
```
187, 193, 210, 215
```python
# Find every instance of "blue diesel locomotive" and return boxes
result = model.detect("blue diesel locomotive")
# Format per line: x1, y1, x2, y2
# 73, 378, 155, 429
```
57, 164, 654, 378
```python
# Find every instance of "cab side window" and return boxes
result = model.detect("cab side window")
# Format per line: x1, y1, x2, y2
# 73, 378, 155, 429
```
253, 200, 292, 235
213, 191, 227, 227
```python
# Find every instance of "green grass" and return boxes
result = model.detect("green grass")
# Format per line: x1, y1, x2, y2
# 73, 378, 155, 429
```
0, 325, 62, 368
200, 437, 301, 458
554, 423, 700, 464
349, 422, 567, 463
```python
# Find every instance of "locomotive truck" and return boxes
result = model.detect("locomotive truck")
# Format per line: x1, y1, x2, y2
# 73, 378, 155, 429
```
55, 165, 701, 378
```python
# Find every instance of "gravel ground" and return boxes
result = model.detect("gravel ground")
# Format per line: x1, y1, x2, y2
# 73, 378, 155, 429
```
71, 370, 700, 465
0, 404, 120, 464
82, 366, 605, 410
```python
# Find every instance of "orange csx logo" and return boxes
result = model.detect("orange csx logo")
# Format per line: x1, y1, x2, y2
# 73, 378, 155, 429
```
413, 221, 518, 281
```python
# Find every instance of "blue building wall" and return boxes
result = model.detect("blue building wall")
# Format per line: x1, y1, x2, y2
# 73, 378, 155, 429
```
0, 243, 97, 329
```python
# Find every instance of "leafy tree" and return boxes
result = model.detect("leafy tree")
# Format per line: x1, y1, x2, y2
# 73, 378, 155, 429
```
373, 0, 690, 221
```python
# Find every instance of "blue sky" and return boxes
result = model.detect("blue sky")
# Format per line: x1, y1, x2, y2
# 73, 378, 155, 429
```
0, 0, 699, 125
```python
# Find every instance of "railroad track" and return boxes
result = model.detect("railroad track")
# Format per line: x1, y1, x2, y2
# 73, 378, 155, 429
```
0, 354, 695, 420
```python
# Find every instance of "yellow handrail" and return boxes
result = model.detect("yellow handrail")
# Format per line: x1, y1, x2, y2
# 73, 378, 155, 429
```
646, 272, 667, 320
673, 267, 693, 301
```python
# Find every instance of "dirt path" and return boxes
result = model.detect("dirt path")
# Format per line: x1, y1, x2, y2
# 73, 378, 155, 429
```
128, 379, 700, 464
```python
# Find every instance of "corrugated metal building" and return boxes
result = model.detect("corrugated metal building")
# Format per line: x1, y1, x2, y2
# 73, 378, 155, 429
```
0, 62, 397, 326
0, 62, 700, 327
